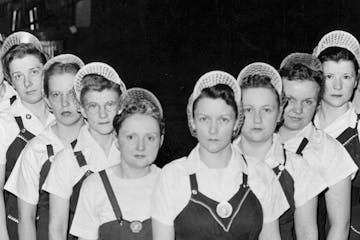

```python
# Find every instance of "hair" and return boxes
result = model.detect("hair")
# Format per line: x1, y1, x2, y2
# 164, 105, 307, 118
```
192, 84, 238, 117
43, 62, 81, 97
113, 99, 165, 135
279, 63, 324, 104
79, 73, 122, 105
1, 43, 47, 82
240, 75, 282, 108
318, 47, 359, 74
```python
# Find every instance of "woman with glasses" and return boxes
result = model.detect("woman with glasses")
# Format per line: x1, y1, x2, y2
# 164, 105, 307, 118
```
0, 31, 53, 240
42, 62, 126, 240
4, 54, 85, 240
70, 88, 163, 240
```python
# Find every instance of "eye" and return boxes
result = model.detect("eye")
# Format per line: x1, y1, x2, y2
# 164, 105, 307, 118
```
243, 107, 252, 113
303, 99, 313, 106
325, 74, 334, 80
31, 68, 41, 76
13, 73, 24, 82
50, 92, 60, 98
126, 134, 135, 140
86, 103, 98, 111
263, 107, 273, 113
343, 74, 353, 80
219, 117, 230, 123
198, 116, 208, 122
147, 135, 156, 142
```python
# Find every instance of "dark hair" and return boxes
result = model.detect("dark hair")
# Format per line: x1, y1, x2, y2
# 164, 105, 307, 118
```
318, 47, 359, 74
279, 63, 324, 104
240, 74, 282, 108
1, 43, 47, 82
113, 99, 165, 135
43, 62, 81, 97
192, 84, 238, 117
79, 73, 122, 105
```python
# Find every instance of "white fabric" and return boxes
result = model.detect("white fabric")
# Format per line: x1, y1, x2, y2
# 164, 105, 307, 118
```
0, 81, 17, 112
283, 123, 358, 187
0, 98, 54, 165
234, 134, 327, 208
70, 165, 160, 239
4, 122, 65, 204
151, 144, 289, 226
42, 125, 121, 200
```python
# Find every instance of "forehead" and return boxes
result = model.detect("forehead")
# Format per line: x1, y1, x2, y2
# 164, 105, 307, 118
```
48, 73, 76, 91
83, 88, 120, 103
194, 97, 235, 115
242, 87, 278, 105
9, 55, 43, 72
120, 113, 160, 132
282, 78, 319, 99
322, 60, 356, 73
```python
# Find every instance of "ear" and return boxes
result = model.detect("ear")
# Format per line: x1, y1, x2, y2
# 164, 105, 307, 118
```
80, 106, 88, 119
160, 135, 164, 148
115, 137, 120, 150
43, 97, 52, 112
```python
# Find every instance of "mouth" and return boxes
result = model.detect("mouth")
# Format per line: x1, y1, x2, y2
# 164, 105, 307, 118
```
288, 116, 302, 121
331, 94, 343, 98
208, 138, 219, 142
26, 90, 37, 95
98, 121, 110, 125
134, 154, 146, 159
61, 111, 72, 117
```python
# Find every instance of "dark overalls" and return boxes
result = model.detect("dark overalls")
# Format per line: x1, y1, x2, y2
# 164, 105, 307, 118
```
272, 148, 295, 240
174, 167, 263, 240
334, 115, 360, 240
5, 114, 35, 240
97, 170, 152, 240
68, 144, 93, 240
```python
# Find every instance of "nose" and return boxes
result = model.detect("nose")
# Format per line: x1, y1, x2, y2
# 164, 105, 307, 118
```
209, 119, 218, 135
292, 101, 303, 114
24, 74, 33, 88
61, 94, 70, 107
332, 76, 342, 90
98, 105, 108, 119
254, 110, 262, 124
136, 137, 145, 151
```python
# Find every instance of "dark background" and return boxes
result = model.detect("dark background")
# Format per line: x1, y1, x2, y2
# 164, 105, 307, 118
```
1, 0, 360, 165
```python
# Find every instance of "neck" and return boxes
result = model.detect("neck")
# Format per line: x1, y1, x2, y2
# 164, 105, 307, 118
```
118, 161, 151, 179
198, 144, 232, 168
53, 118, 85, 145
317, 101, 350, 128
88, 128, 114, 155
239, 136, 273, 160
21, 99, 49, 125
278, 126, 302, 142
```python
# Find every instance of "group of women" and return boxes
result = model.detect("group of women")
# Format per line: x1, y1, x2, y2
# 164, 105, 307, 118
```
0, 29, 358, 240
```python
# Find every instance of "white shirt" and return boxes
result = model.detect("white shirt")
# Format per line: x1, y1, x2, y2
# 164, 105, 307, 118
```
0, 81, 17, 112
42, 125, 121, 200
234, 134, 327, 208
70, 165, 160, 239
283, 123, 358, 187
0, 98, 54, 165
151, 144, 289, 226
4, 121, 66, 204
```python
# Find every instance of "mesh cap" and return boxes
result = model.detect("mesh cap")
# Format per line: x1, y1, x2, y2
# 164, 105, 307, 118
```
1, 31, 43, 57
280, 52, 322, 72
237, 62, 282, 98
43, 54, 84, 72
122, 87, 163, 119
187, 70, 243, 138
74, 62, 126, 100
313, 30, 360, 65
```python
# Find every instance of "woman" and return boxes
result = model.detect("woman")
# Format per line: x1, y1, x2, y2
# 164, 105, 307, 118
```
235, 62, 326, 240
313, 30, 360, 240
0, 50, 17, 112
70, 87, 164, 239
42, 62, 127, 240
0, 31, 53, 240
152, 70, 289, 240
4, 54, 85, 240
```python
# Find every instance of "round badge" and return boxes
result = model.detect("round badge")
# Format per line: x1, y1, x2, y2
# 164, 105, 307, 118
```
26, 114, 31, 119
216, 201, 233, 219
130, 220, 143, 233
279, 164, 285, 171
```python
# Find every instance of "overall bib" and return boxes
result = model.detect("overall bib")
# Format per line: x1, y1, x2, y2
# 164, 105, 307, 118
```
98, 170, 152, 240
68, 144, 93, 240
335, 115, 360, 240
272, 148, 295, 240
174, 171, 263, 240
5, 116, 35, 240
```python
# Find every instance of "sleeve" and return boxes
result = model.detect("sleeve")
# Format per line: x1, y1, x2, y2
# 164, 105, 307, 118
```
249, 161, 290, 223
151, 166, 177, 226
42, 148, 76, 200
288, 154, 327, 208
4, 143, 41, 205
0, 117, 12, 166
69, 175, 99, 239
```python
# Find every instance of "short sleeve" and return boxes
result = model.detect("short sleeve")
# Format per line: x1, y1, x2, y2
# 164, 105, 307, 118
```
248, 161, 289, 223
42, 148, 76, 200
70, 175, 100, 239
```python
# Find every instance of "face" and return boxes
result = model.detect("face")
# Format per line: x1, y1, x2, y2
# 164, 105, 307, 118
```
192, 97, 236, 154
46, 73, 82, 126
9, 55, 44, 104
282, 78, 320, 131
81, 89, 121, 135
117, 113, 163, 170
322, 60, 357, 108
241, 87, 280, 143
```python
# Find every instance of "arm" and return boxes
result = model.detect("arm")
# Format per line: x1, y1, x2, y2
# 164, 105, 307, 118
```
49, 193, 69, 240
259, 220, 281, 240
325, 176, 351, 240
152, 219, 175, 240
294, 196, 318, 240
18, 198, 36, 240
0, 164, 9, 240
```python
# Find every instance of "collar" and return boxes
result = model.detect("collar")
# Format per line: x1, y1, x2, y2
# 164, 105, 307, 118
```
282, 123, 316, 153
75, 125, 117, 153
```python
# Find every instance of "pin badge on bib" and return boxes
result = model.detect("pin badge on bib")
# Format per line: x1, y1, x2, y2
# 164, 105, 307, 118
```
216, 201, 233, 218
130, 220, 143, 233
